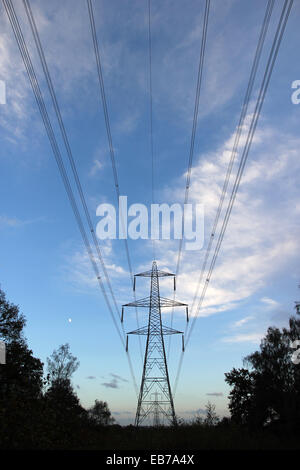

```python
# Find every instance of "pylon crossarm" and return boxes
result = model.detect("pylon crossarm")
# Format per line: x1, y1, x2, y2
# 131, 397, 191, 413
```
128, 326, 148, 335
135, 269, 175, 278
159, 297, 187, 308
144, 403, 169, 419
142, 378, 169, 391
154, 380, 170, 397
128, 325, 182, 336
143, 400, 170, 405
161, 325, 183, 335
123, 296, 186, 308
144, 405, 173, 424
123, 296, 151, 308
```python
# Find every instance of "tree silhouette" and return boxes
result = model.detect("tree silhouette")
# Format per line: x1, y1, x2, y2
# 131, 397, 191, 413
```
47, 343, 79, 384
0, 289, 43, 448
225, 315, 300, 432
45, 345, 82, 419
0, 289, 121, 448
0, 288, 25, 343
88, 399, 115, 426
224, 368, 256, 426
0, 288, 43, 401
204, 401, 219, 426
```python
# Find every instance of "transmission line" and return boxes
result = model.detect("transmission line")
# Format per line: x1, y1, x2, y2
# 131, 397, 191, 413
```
22, 0, 120, 322
3, 0, 138, 397
22, 0, 139, 380
148, 0, 156, 261
174, 0, 293, 395
86, 0, 143, 362
188, 0, 275, 319
167, 0, 210, 359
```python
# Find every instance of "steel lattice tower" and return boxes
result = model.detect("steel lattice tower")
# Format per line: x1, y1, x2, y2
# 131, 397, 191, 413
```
152, 392, 161, 427
122, 261, 188, 426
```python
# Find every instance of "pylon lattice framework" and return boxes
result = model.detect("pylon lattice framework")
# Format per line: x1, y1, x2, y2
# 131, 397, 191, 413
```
122, 261, 188, 426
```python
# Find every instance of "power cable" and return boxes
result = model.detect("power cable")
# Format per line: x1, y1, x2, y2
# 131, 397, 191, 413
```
3, 0, 139, 396
173, 0, 293, 396
22, 0, 121, 322
168, 0, 210, 359
148, 0, 156, 261
86, 0, 143, 362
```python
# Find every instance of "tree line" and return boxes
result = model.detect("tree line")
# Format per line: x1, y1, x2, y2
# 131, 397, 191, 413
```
0, 288, 114, 448
0, 286, 300, 448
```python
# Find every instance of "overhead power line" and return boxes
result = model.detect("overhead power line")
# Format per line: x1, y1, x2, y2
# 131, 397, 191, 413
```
187, 0, 293, 346
174, 0, 293, 395
22, 0, 140, 385
3, 0, 138, 396
148, 0, 156, 261
168, 0, 210, 359
22, 0, 120, 322
86, 0, 143, 362
188, 0, 275, 319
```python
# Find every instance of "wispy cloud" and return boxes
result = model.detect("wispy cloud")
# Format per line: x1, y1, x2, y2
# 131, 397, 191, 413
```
101, 372, 128, 389
61, 241, 127, 294
110, 373, 128, 383
155, 120, 300, 325
0, 215, 45, 229
222, 333, 264, 344
0, 215, 24, 228
89, 159, 103, 178
101, 378, 119, 389
112, 411, 133, 416
261, 297, 280, 309
115, 110, 140, 135
62, 117, 300, 326
0, 0, 273, 153
232, 316, 254, 328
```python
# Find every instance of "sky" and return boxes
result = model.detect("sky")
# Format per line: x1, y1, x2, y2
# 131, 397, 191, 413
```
0, 0, 300, 425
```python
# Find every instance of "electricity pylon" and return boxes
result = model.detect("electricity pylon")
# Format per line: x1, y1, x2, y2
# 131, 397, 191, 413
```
152, 392, 161, 427
122, 261, 188, 426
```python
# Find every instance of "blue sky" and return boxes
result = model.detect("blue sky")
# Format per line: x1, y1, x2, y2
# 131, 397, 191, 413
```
0, 0, 300, 425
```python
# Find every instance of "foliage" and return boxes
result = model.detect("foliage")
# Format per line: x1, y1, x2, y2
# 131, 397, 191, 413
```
1, 286, 300, 449
45, 377, 82, 414
0, 340, 44, 401
225, 316, 300, 432
0, 288, 44, 448
46, 343, 79, 384
0, 289, 119, 448
204, 401, 219, 426
88, 399, 115, 426
192, 402, 219, 426
0, 288, 25, 343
